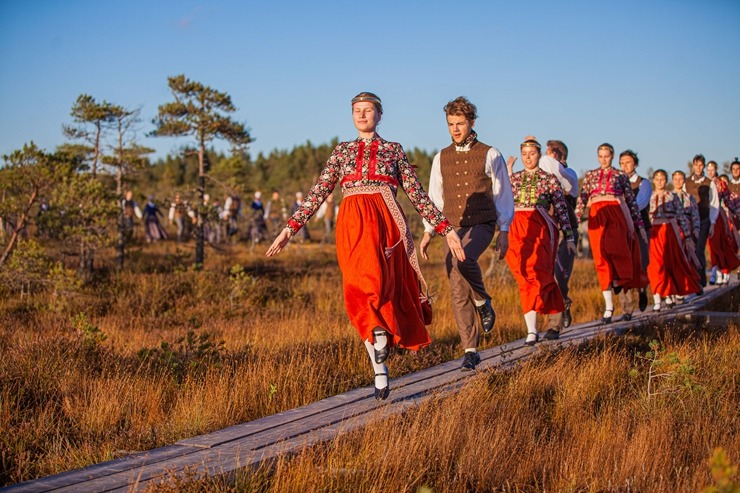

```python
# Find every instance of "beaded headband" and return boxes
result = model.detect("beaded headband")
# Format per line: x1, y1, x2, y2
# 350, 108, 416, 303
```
520, 139, 541, 151
598, 144, 614, 153
351, 95, 382, 106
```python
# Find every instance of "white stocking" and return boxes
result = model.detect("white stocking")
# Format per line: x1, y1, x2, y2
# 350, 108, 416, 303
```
364, 340, 388, 389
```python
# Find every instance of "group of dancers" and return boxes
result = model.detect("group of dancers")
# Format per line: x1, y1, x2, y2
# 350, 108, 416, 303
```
266, 92, 740, 400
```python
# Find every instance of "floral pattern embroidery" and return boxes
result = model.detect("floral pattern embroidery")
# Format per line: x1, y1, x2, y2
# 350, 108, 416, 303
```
713, 177, 740, 217
510, 168, 574, 240
576, 166, 644, 228
649, 191, 691, 237
286, 136, 452, 236
674, 190, 700, 238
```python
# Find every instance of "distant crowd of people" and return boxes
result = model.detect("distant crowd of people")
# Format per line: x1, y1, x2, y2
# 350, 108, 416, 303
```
119, 188, 338, 246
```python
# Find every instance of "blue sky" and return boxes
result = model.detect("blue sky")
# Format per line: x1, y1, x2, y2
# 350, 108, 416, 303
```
1, 0, 739, 177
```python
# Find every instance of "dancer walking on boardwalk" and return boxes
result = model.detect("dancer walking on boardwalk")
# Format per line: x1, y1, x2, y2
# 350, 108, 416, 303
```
575, 143, 648, 323
505, 139, 576, 346
266, 92, 465, 400
419, 96, 514, 372
646, 169, 701, 310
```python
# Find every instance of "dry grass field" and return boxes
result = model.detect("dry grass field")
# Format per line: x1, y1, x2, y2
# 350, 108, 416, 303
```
0, 232, 737, 491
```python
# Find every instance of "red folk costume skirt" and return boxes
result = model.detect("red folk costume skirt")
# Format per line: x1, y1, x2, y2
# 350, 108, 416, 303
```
647, 220, 701, 297
587, 198, 648, 292
708, 209, 740, 274
505, 208, 564, 314
335, 186, 431, 351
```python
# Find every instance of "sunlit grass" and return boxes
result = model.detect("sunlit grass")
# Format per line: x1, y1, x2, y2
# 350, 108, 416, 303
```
0, 237, 736, 491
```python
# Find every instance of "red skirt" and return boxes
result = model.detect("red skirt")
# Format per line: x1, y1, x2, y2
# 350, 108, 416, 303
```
647, 223, 701, 297
505, 209, 564, 314
708, 210, 740, 274
335, 189, 431, 351
588, 200, 648, 291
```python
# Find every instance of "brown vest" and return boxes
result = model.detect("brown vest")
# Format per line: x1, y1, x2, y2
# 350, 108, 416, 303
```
440, 141, 496, 227
685, 176, 711, 220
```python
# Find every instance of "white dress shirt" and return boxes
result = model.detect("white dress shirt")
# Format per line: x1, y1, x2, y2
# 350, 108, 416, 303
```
539, 155, 578, 198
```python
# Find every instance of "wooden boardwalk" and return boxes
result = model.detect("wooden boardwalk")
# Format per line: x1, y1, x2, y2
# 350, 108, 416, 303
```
4, 281, 738, 493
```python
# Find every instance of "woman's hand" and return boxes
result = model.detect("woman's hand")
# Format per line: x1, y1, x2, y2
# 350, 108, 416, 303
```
445, 230, 466, 262
266, 228, 291, 257
420, 232, 433, 260
506, 156, 517, 176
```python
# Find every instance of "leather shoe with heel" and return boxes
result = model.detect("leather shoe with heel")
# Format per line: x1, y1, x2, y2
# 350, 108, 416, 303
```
460, 351, 481, 372
477, 299, 496, 334
374, 372, 389, 400
542, 329, 560, 341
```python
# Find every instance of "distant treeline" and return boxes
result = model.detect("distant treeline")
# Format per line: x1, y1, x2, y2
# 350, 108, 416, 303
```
131, 141, 437, 206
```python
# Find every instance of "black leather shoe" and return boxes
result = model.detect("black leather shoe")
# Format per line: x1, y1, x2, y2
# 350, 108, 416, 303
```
477, 299, 496, 334
638, 289, 648, 312
542, 329, 560, 340
460, 351, 481, 372
613, 284, 623, 295
372, 328, 389, 364
374, 373, 389, 400
602, 309, 613, 324
562, 307, 572, 328
621, 313, 632, 322
524, 333, 540, 346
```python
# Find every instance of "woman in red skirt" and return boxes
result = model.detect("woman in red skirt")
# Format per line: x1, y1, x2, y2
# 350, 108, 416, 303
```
646, 169, 701, 310
575, 143, 648, 323
266, 92, 465, 400
505, 139, 576, 345
706, 161, 740, 284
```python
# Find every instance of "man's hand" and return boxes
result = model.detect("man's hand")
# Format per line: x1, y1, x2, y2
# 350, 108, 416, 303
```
495, 231, 509, 259
420, 232, 433, 260
566, 239, 577, 255
709, 223, 715, 238
640, 228, 648, 244
445, 230, 466, 262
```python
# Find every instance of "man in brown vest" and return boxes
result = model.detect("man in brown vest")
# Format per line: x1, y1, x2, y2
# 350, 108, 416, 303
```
617, 149, 650, 317
420, 96, 514, 372
684, 153, 719, 288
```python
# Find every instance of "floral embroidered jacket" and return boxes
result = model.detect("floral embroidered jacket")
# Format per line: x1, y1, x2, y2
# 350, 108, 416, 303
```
575, 166, 644, 228
649, 191, 692, 238
510, 168, 574, 240
674, 190, 700, 239
286, 136, 452, 236
713, 177, 740, 218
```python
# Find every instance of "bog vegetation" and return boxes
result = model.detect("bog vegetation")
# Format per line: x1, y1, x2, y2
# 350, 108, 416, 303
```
1, 76, 737, 491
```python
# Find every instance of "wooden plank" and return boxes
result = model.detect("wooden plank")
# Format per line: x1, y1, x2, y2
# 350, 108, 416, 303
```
1, 445, 201, 493
4, 281, 736, 493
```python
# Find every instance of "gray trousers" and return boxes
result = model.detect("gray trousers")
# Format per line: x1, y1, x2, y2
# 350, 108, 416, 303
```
443, 222, 495, 350
547, 227, 579, 329
695, 217, 711, 287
